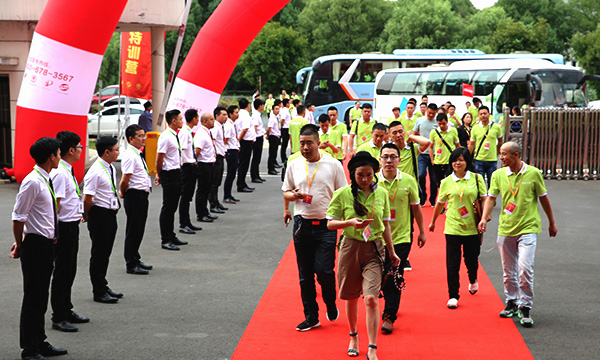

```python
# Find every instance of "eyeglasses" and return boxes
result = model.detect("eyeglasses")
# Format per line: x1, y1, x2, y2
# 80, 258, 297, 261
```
380, 155, 399, 161
75, 145, 84, 149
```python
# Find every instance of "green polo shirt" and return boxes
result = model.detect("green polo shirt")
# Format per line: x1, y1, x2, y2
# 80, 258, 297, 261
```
357, 140, 382, 161
289, 117, 308, 153
377, 171, 419, 244
429, 127, 459, 165
397, 143, 420, 179
399, 115, 417, 139
468, 105, 479, 123
401, 110, 422, 118
448, 114, 461, 128
327, 185, 391, 241
470, 122, 503, 161
438, 171, 488, 236
488, 164, 547, 237
331, 121, 348, 137
351, 119, 377, 148
265, 98, 275, 113
350, 108, 362, 122
319, 129, 343, 159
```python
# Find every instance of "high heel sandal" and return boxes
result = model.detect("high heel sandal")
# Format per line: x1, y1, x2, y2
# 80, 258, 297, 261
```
366, 344, 377, 360
347, 331, 359, 357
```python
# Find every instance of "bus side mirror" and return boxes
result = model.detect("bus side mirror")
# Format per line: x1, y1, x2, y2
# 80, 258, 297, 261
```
527, 74, 543, 102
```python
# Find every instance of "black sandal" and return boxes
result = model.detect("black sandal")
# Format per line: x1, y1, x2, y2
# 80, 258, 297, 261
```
348, 331, 359, 357
366, 344, 377, 360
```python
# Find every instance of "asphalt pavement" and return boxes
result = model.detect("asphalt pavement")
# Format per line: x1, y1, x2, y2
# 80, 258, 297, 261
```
0, 154, 598, 359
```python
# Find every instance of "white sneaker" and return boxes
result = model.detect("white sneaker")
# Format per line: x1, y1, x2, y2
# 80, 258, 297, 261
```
447, 298, 458, 309
469, 280, 479, 295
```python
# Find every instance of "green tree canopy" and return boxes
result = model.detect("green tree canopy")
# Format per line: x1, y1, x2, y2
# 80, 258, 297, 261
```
571, 24, 600, 97
489, 18, 549, 54
453, 6, 508, 53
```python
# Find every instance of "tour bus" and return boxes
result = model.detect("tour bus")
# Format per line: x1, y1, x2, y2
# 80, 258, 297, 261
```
372, 58, 599, 123
296, 49, 565, 124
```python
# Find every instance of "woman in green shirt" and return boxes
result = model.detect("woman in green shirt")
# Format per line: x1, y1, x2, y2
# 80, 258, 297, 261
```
327, 151, 400, 360
428, 147, 487, 309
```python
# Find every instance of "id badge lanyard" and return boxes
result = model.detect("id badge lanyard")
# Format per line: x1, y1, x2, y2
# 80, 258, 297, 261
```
302, 156, 321, 206
98, 160, 120, 208
362, 195, 377, 242
504, 171, 523, 215
60, 162, 81, 197
34, 168, 58, 211
454, 178, 470, 218
383, 178, 399, 221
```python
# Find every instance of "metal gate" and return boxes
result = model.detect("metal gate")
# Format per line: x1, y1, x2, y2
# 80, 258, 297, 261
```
504, 107, 600, 180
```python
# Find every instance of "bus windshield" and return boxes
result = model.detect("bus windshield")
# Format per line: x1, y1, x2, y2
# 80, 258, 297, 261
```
536, 70, 587, 107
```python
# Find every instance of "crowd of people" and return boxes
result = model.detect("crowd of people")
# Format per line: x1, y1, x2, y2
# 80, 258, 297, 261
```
10, 90, 557, 360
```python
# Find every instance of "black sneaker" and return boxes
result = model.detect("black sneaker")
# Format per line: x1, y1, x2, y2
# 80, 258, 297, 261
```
295, 319, 320, 332
499, 300, 519, 318
404, 259, 412, 271
519, 307, 534, 328
326, 306, 339, 321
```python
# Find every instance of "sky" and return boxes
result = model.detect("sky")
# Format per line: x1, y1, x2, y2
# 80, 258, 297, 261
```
470, 0, 498, 10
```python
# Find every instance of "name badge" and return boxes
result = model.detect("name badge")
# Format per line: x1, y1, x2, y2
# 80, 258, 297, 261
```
458, 204, 470, 218
390, 208, 396, 222
78, 199, 85, 214
362, 224, 372, 242
504, 201, 517, 215
484, 142, 490, 150
436, 147, 443, 156
302, 194, 313, 206
361, 136, 367, 142
110, 198, 119, 210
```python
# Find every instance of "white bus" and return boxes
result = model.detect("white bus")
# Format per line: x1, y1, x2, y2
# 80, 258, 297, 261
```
373, 59, 599, 123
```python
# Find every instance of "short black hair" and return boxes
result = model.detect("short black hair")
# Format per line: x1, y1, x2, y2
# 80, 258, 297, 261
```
143, 101, 152, 110
238, 98, 250, 110
56, 131, 81, 156
273, 99, 282, 107
318, 114, 330, 123
292, 99, 300, 107
479, 105, 490, 113
299, 124, 320, 140
214, 106, 227, 118
126, 124, 144, 143
185, 108, 199, 123
373, 123, 387, 132
422, 94, 429, 99
227, 105, 238, 116
166, 109, 181, 124
388, 120, 402, 129
448, 104, 456, 109
473, 97, 481, 104
408, 97, 417, 104
427, 103, 438, 111
449, 147, 473, 172
381, 142, 400, 156
327, 106, 337, 113
30, 137, 60, 165
282, 98, 290, 106
362, 103, 372, 110
436, 113, 448, 122
253, 98, 264, 110
96, 136, 118, 157
420, 102, 427, 107
296, 105, 306, 116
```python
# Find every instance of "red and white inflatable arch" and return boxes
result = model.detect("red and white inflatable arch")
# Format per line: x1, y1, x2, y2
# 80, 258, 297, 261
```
14, 0, 289, 182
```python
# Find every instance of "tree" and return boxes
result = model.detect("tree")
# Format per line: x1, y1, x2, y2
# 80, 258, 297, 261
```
297, 0, 393, 57
448, 0, 477, 19
272, 0, 306, 29
571, 24, 600, 98
489, 18, 549, 54
569, 0, 600, 34
237, 22, 308, 94
97, 33, 121, 90
453, 6, 508, 53
378, 0, 460, 53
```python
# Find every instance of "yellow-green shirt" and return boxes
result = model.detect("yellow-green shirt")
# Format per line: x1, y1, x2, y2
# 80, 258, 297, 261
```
351, 119, 377, 148
397, 143, 421, 179
488, 163, 547, 237
401, 110, 422, 119
468, 105, 479, 123
377, 171, 420, 244
350, 108, 362, 122
265, 98, 275, 113
448, 113, 461, 128
438, 171, 488, 236
429, 127, 459, 165
331, 121, 348, 137
357, 140, 382, 161
289, 117, 308, 153
326, 185, 391, 242
470, 122, 503, 161
319, 129, 343, 159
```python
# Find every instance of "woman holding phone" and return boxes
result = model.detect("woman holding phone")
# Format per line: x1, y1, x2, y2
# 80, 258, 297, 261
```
327, 151, 400, 360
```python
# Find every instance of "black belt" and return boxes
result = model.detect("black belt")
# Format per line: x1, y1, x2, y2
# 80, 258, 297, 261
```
24, 233, 54, 242
295, 215, 328, 226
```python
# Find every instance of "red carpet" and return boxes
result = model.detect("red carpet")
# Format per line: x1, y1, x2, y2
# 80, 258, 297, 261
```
232, 161, 533, 359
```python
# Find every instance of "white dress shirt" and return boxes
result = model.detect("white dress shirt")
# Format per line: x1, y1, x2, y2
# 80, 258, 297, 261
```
268, 112, 281, 138
223, 119, 240, 150
121, 145, 151, 192
157, 128, 182, 170
252, 110, 266, 137
237, 109, 256, 141
12, 165, 57, 239
83, 158, 120, 210
306, 110, 314, 124
280, 107, 291, 129
180, 124, 197, 164
50, 159, 82, 222
194, 125, 217, 163
210, 121, 227, 156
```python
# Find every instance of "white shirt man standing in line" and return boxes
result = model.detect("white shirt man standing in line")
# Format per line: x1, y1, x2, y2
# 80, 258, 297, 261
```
235, 98, 256, 193
279, 98, 292, 164
194, 112, 218, 223
266, 101, 282, 175
178, 109, 203, 235
120, 124, 153, 275
223, 105, 241, 204
250, 98, 267, 183
209, 106, 229, 214
49, 131, 89, 333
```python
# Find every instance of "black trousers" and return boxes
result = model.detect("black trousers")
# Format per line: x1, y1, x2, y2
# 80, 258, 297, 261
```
237, 140, 253, 190
179, 163, 197, 227
268, 135, 280, 172
446, 234, 481, 300
51, 221, 79, 322
87, 205, 118, 296
208, 155, 224, 208
292, 216, 337, 322
434, 163, 450, 189
224, 149, 239, 199
250, 136, 264, 180
159, 169, 181, 243
123, 189, 149, 268
280, 128, 289, 163
195, 162, 215, 218
20, 234, 54, 353
382, 242, 412, 322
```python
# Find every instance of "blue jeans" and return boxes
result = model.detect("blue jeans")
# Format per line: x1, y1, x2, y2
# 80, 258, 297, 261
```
418, 153, 437, 205
474, 160, 497, 188
292, 216, 337, 322
497, 234, 537, 308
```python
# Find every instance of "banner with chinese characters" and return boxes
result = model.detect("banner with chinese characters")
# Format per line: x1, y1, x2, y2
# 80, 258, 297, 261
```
120, 32, 152, 100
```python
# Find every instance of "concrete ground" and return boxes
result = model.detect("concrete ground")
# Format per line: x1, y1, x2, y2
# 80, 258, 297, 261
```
0, 153, 598, 359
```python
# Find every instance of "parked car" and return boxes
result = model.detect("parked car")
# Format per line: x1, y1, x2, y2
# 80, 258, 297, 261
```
91, 85, 120, 104
101, 96, 143, 108
88, 104, 145, 137
590, 100, 600, 109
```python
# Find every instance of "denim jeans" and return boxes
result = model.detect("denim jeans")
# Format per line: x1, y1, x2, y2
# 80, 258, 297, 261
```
292, 216, 337, 322
474, 160, 497, 188
418, 153, 437, 205
497, 233, 537, 308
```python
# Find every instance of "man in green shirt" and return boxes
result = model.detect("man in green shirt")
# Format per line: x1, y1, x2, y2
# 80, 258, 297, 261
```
447, 104, 461, 128
349, 101, 362, 123
289, 105, 309, 154
356, 122, 387, 161
469, 106, 503, 187
265, 93, 275, 114
398, 102, 418, 140
388, 121, 431, 182
468, 97, 481, 123
429, 114, 460, 188
328, 106, 349, 159
318, 114, 343, 162
478, 141, 557, 328
388, 106, 401, 125
349, 103, 377, 154
377, 143, 426, 334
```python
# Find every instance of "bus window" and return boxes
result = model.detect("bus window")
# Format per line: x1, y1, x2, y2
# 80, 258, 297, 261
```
332, 61, 360, 82
362, 61, 399, 82
315, 61, 332, 92
416, 72, 446, 95
473, 70, 508, 96
444, 71, 474, 95
390, 73, 419, 95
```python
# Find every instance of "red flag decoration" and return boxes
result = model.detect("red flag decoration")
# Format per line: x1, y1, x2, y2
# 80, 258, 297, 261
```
120, 32, 152, 100
462, 83, 474, 98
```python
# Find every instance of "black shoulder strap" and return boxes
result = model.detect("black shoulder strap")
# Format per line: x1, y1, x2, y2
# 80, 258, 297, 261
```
409, 143, 423, 194
353, 119, 359, 135
475, 123, 493, 157
435, 128, 453, 152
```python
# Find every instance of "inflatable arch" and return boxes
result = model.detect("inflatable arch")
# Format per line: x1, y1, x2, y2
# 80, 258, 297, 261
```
14, 0, 290, 182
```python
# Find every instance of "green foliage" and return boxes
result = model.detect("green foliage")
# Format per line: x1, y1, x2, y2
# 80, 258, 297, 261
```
238, 22, 307, 94
447, 0, 477, 18
97, 33, 120, 90
569, 0, 600, 34
272, 0, 306, 29
489, 18, 550, 54
453, 6, 507, 53
298, 0, 392, 57
571, 24, 600, 97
